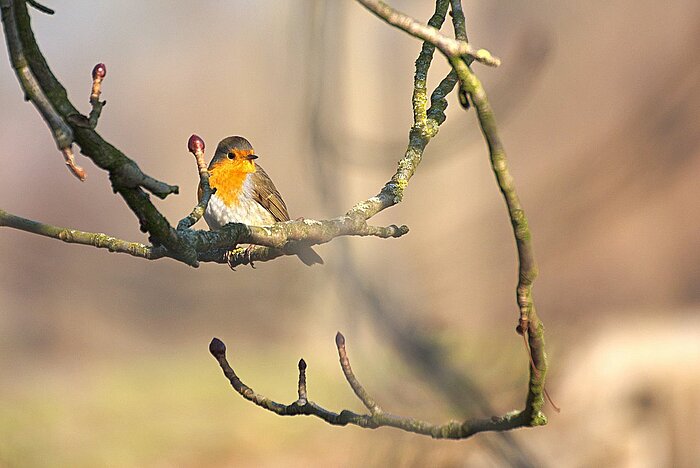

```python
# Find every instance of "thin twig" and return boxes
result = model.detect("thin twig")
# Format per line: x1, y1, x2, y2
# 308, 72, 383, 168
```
87, 63, 106, 127
355, 0, 500, 66
449, 47, 547, 426
26, 0, 53, 15
177, 134, 213, 230
335, 332, 381, 414
297, 359, 308, 404
61, 147, 86, 181
211, 334, 534, 439
0, 208, 165, 260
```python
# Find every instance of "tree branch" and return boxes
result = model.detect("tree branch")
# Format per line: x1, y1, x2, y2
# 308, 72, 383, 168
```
0, 0, 423, 269
0, 208, 165, 260
210, 334, 533, 439
355, 0, 500, 67
450, 56, 548, 423
213, 0, 551, 437
2, 0, 552, 440
358, 0, 550, 428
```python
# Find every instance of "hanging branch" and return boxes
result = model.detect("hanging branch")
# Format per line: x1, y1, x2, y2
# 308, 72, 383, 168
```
354, 0, 550, 426
210, 334, 531, 439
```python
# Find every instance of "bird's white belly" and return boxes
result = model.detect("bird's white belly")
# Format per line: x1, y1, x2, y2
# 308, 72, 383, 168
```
204, 191, 276, 230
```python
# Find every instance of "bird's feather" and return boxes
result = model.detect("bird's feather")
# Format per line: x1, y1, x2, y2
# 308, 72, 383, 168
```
251, 163, 290, 222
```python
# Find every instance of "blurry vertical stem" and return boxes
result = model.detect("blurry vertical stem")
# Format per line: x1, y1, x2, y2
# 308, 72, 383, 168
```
450, 56, 547, 424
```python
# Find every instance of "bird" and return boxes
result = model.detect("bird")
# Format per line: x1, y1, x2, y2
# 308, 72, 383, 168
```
199, 136, 323, 266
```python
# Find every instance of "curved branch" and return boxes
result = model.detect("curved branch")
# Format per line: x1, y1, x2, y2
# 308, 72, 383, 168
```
210, 334, 532, 439
355, 0, 550, 427
450, 56, 547, 423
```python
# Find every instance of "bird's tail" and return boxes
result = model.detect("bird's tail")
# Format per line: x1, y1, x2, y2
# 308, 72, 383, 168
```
295, 246, 324, 266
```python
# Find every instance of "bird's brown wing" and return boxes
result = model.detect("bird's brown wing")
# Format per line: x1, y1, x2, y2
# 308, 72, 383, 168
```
251, 163, 290, 222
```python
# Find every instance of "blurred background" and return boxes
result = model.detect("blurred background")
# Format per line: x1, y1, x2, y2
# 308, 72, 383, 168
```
1, 1, 699, 466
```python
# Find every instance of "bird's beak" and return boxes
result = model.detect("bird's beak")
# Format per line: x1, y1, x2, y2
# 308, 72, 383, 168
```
246, 154, 259, 160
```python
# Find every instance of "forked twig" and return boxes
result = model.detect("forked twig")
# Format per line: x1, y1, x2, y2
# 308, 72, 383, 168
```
210, 334, 531, 439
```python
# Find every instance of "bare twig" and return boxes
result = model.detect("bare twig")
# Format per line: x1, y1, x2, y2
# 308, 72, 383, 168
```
0, 208, 165, 260
448, 36, 547, 424
355, 0, 500, 66
211, 334, 534, 439
87, 62, 106, 127
60, 147, 86, 181
25, 0, 52, 15
1, 0, 553, 444
177, 134, 212, 230
335, 332, 381, 414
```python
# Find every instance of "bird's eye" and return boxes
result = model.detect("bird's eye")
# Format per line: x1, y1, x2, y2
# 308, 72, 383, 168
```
227, 152, 235, 160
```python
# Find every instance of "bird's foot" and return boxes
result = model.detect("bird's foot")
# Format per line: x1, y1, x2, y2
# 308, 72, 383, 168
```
245, 245, 256, 269
225, 250, 236, 271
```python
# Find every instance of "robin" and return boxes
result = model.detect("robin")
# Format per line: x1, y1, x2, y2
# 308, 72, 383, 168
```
199, 136, 323, 266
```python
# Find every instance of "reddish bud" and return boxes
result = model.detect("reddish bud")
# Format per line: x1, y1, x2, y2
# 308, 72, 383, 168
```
92, 63, 106, 80
188, 134, 205, 154
335, 331, 345, 348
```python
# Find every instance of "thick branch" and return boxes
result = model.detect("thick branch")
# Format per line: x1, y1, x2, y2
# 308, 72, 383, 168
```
0, 1, 418, 268
210, 335, 532, 439
0, 207, 407, 265
0, 0, 192, 262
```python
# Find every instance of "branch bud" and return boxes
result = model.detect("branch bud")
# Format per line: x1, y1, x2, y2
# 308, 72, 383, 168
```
335, 331, 345, 348
209, 337, 226, 356
298, 358, 307, 371
188, 134, 205, 154
92, 63, 107, 80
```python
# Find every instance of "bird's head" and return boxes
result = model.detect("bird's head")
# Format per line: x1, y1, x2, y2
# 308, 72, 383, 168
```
209, 136, 258, 174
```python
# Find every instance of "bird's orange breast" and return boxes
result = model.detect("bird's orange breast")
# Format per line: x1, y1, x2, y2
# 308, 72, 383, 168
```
206, 161, 255, 207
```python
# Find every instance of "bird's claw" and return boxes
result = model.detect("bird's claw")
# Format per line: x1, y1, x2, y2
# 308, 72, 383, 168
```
225, 250, 236, 271
245, 245, 256, 269
224, 246, 256, 269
